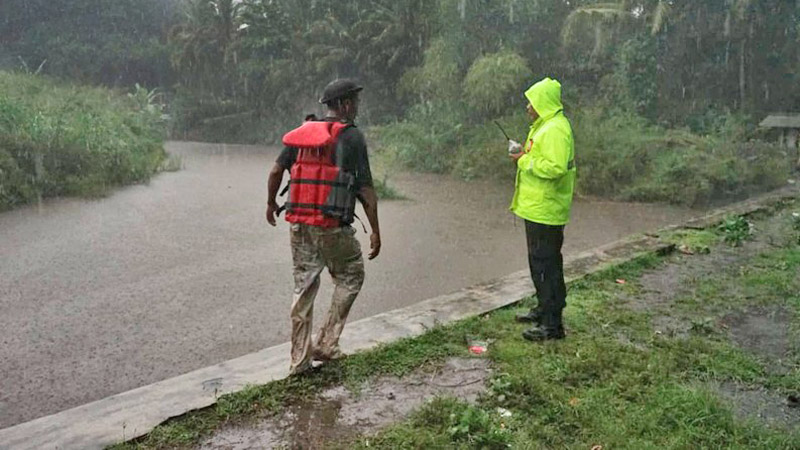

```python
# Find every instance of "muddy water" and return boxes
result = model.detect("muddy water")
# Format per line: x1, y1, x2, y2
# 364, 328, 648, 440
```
0, 141, 700, 428
200, 357, 491, 449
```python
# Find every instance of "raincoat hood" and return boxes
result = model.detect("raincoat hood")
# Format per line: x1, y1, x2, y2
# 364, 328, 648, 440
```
524, 77, 563, 120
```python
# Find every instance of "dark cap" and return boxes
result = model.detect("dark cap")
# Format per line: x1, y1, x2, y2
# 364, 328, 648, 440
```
319, 78, 363, 104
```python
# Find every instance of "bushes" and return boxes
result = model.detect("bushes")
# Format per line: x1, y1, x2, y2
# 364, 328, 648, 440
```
574, 108, 790, 206
370, 101, 467, 174
0, 72, 166, 210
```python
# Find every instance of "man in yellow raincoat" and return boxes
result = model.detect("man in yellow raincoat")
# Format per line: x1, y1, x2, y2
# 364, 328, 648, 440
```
508, 77, 576, 341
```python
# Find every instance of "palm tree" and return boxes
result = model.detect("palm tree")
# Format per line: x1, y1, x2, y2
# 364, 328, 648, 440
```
561, 1, 673, 57
169, 0, 243, 93
561, 1, 635, 58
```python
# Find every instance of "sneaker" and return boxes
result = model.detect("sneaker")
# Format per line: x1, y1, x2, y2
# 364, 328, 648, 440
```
312, 347, 345, 362
522, 326, 565, 341
289, 360, 324, 376
515, 309, 543, 324
289, 361, 313, 376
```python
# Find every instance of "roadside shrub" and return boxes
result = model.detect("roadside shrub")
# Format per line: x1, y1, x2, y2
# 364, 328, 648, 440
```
374, 94, 789, 207
370, 100, 467, 174
574, 107, 790, 206
718, 216, 753, 247
452, 111, 528, 180
0, 71, 166, 210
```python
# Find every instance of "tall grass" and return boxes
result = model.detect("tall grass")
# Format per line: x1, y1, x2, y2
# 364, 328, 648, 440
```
0, 71, 166, 210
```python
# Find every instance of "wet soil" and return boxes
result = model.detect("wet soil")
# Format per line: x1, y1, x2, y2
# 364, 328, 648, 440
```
197, 357, 491, 449
621, 206, 800, 429
721, 307, 795, 361
627, 244, 747, 338
716, 381, 800, 430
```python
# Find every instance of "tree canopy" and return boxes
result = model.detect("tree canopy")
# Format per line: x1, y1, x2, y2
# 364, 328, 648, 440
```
2, 0, 798, 133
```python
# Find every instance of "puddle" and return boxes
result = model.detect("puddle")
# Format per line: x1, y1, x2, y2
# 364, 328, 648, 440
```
198, 357, 491, 449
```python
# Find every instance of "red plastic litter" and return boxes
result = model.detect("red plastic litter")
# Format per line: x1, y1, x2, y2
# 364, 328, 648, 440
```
468, 345, 487, 355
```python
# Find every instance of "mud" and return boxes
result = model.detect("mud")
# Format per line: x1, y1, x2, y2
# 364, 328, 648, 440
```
198, 357, 491, 449
624, 244, 746, 338
623, 207, 797, 337
716, 381, 800, 430
620, 205, 800, 430
721, 307, 795, 361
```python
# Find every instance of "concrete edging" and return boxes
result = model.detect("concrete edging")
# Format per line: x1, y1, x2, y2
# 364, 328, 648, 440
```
0, 186, 796, 450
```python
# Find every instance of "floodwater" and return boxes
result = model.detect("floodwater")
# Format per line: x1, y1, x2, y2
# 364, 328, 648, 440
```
0, 142, 701, 428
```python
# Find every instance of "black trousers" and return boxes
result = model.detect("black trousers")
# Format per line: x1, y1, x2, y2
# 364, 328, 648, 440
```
525, 220, 567, 328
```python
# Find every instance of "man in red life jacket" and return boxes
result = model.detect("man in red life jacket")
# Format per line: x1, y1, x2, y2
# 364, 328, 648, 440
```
265, 79, 381, 375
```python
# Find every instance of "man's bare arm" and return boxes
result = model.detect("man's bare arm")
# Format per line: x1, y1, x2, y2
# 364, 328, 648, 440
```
266, 163, 285, 226
358, 185, 381, 260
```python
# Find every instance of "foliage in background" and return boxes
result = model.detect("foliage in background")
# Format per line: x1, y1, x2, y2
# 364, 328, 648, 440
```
463, 51, 532, 118
0, 72, 166, 210
1, 0, 798, 205
3, 0, 799, 132
573, 108, 790, 206
0, 0, 176, 88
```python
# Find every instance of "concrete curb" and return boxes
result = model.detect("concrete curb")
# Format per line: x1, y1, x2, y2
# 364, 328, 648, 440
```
1, 186, 797, 450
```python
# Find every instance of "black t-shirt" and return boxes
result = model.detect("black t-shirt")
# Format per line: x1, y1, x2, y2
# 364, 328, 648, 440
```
276, 119, 373, 190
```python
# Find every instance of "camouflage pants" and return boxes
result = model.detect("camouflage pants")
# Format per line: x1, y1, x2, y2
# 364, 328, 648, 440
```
289, 223, 365, 374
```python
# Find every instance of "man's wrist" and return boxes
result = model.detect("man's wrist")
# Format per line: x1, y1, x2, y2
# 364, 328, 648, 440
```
267, 200, 279, 208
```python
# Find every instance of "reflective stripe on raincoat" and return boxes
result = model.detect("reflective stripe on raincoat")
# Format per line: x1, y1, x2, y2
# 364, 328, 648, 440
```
509, 77, 576, 226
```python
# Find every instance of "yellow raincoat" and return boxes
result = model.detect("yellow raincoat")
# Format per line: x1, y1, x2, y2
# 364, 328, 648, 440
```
509, 78, 575, 225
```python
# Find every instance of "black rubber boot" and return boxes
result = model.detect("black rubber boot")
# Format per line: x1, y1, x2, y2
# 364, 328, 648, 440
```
515, 307, 543, 324
522, 311, 565, 341
522, 325, 565, 341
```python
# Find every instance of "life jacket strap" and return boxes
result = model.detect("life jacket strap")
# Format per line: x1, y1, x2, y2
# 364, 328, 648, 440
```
285, 202, 351, 213
289, 179, 351, 187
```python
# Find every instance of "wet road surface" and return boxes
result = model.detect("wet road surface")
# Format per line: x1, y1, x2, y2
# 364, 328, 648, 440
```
0, 141, 701, 427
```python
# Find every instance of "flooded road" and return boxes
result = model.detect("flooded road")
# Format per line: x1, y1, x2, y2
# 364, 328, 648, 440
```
0, 141, 701, 428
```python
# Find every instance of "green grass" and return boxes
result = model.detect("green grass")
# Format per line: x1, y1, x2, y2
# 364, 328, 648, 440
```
344, 251, 799, 449
662, 229, 720, 254
0, 71, 167, 210
110, 209, 800, 449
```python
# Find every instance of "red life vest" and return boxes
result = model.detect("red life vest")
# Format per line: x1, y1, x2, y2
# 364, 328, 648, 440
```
281, 120, 357, 227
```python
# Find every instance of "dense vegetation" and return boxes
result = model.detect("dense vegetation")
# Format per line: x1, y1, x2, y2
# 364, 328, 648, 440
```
2, 0, 799, 206
0, 72, 166, 210
0, 0, 176, 87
